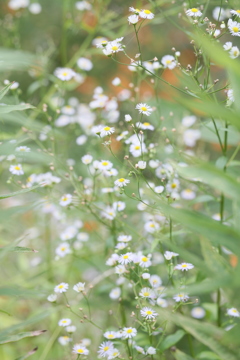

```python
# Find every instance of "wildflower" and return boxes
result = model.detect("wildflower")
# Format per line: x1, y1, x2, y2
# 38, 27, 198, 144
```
128, 14, 139, 24
54, 67, 76, 81
147, 347, 157, 355
72, 344, 89, 355
103, 39, 124, 56
149, 275, 162, 287
142, 272, 151, 279
164, 251, 179, 260
118, 235, 132, 242
173, 293, 189, 302
59, 194, 72, 207
100, 126, 115, 138
213, 7, 227, 21
58, 336, 72, 346
186, 8, 202, 17
161, 55, 177, 70
137, 161, 146, 169
137, 121, 155, 130
109, 287, 121, 299
112, 77, 121, 86
125, 114, 132, 122
129, 142, 147, 157
230, 9, 240, 18
181, 115, 197, 127
98, 341, 114, 357
104, 331, 118, 340
157, 297, 168, 307
227, 89, 234, 103
139, 287, 156, 299
81, 154, 93, 165
58, 318, 72, 327
29, 3, 42, 14
191, 307, 206, 319
229, 46, 240, 58
183, 129, 201, 147
77, 57, 93, 71
55, 242, 71, 258
115, 264, 127, 275
114, 178, 130, 187
76, 135, 87, 145
15, 146, 30, 152
140, 307, 158, 319
113, 201, 126, 211
73, 282, 85, 293
47, 294, 57, 302
139, 9, 154, 19
227, 308, 240, 317
136, 103, 153, 116
118, 252, 133, 265
181, 189, 196, 200
122, 327, 137, 339
8, 0, 29, 10
135, 346, 146, 354
175, 263, 194, 271
9, 164, 24, 175
66, 325, 77, 333
108, 348, 120, 359
144, 220, 160, 233
228, 19, 240, 36
54, 282, 69, 293
129, 7, 140, 15
139, 255, 152, 268
155, 185, 164, 194
99, 160, 113, 171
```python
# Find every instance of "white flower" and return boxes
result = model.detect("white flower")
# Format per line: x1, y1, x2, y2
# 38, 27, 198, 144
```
77, 57, 93, 71
149, 274, 162, 288
117, 235, 132, 242
8, 0, 29, 10
191, 307, 206, 319
139, 255, 152, 268
115, 242, 127, 250
73, 282, 85, 293
164, 251, 179, 260
230, 9, 240, 18
183, 129, 201, 147
59, 194, 72, 207
81, 154, 93, 165
128, 14, 139, 24
9, 164, 24, 175
137, 121, 154, 130
213, 7, 227, 21
100, 126, 115, 138
227, 89, 234, 103
15, 146, 30, 152
139, 9, 154, 19
104, 331, 118, 340
76, 135, 87, 145
99, 160, 113, 171
129, 142, 147, 157
98, 341, 114, 357
135, 346, 146, 354
112, 77, 121, 86
136, 103, 153, 116
157, 297, 168, 307
229, 46, 240, 58
66, 325, 77, 333
147, 347, 157, 355
227, 307, 240, 317
114, 178, 130, 187
107, 348, 120, 359
142, 272, 150, 279
118, 252, 133, 265
186, 8, 202, 17
113, 201, 126, 212
47, 294, 57, 302
122, 327, 137, 339
181, 189, 196, 200
125, 114, 132, 122
144, 220, 160, 233
115, 265, 127, 275
228, 19, 240, 36
182, 115, 197, 127
58, 336, 72, 346
58, 318, 71, 327
109, 287, 121, 299
173, 293, 189, 302
29, 3, 42, 14
54, 67, 76, 81
155, 185, 164, 194
137, 161, 146, 169
103, 39, 124, 56
161, 55, 177, 70
139, 287, 156, 299
140, 307, 158, 319
224, 41, 233, 51
54, 282, 69, 293
175, 262, 194, 271
72, 344, 89, 355
55, 242, 71, 258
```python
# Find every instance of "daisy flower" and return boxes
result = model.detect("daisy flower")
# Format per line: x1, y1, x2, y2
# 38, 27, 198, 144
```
117, 235, 132, 242
58, 318, 71, 327
9, 164, 24, 175
139, 287, 156, 299
58, 336, 72, 346
55, 242, 71, 258
175, 262, 194, 271
47, 294, 57, 302
181, 189, 196, 200
136, 103, 153, 116
228, 19, 240, 36
230, 9, 240, 17
125, 114, 132, 122
66, 325, 77, 333
15, 146, 30, 152
164, 251, 179, 260
98, 341, 114, 358
155, 185, 164, 194
191, 307, 206, 319
129, 142, 147, 157
77, 57, 93, 71
157, 297, 168, 307
144, 220, 160, 233
139, 255, 152, 268
229, 46, 240, 58
54, 282, 69, 293
227, 89, 234, 102
81, 154, 93, 165
137, 122, 155, 130
139, 9, 154, 19
109, 287, 121, 299
54, 67, 76, 81
147, 347, 157, 355
104, 331, 118, 340
186, 8, 202, 17
103, 39, 124, 56
227, 308, 240, 317
59, 194, 72, 207
115, 265, 127, 275
137, 160, 146, 169
129, 7, 140, 14
161, 55, 177, 69
98, 160, 113, 171
128, 14, 139, 24
108, 349, 120, 359
173, 293, 189, 302
149, 274, 162, 287
72, 344, 89, 355
114, 178, 130, 187
118, 252, 133, 265
113, 201, 126, 211
122, 327, 137, 339
73, 282, 85, 293
100, 126, 115, 138
140, 307, 158, 319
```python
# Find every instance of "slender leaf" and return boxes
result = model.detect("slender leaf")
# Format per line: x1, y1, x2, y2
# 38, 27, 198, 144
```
15, 347, 38, 360
159, 330, 186, 352
0, 330, 46, 344
0, 184, 40, 200
0, 103, 35, 114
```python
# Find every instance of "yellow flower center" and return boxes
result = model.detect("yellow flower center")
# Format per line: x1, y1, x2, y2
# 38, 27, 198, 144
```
149, 223, 155, 228
62, 72, 68, 76
232, 309, 237, 313
182, 264, 187, 268
14, 166, 21, 170
102, 161, 109, 166
127, 329, 133, 333
171, 183, 177, 188
143, 122, 150, 126
232, 26, 239, 32
144, 10, 151, 14
61, 247, 66, 251
108, 334, 114, 338
237, 10, 240, 13
77, 349, 84, 353
166, 60, 172, 64
104, 347, 109, 351
142, 257, 148, 262
135, 145, 140, 150
104, 126, 111, 131
143, 292, 150, 296
179, 294, 183, 297
185, 189, 192, 193
62, 197, 68, 201
118, 178, 125, 182
58, 285, 64, 288
191, 8, 198, 12
146, 310, 153, 315
112, 46, 119, 51
141, 106, 147, 111
123, 255, 129, 259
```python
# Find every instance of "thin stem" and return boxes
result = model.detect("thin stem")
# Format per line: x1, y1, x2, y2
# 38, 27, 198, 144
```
134, 24, 143, 65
